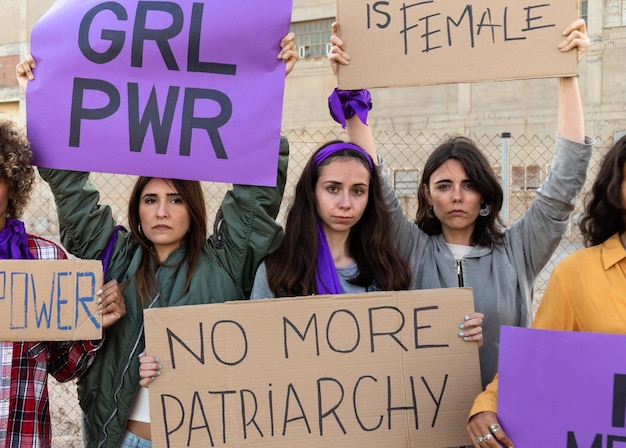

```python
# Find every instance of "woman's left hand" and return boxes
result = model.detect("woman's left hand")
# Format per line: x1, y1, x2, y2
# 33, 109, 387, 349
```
278, 32, 298, 77
467, 411, 512, 447
96, 280, 126, 328
459, 312, 484, 347
139, 353, 162, 388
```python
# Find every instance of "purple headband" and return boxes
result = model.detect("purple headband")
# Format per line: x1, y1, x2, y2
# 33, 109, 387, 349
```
312, 142, 374, 172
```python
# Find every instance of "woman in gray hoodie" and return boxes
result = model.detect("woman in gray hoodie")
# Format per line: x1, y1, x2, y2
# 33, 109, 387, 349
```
327, 19, 593, 389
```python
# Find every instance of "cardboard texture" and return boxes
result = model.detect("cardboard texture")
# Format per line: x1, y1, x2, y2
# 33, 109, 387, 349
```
144, 288, 481, 447
336, 0, 580, 89
0, 259, 103, 341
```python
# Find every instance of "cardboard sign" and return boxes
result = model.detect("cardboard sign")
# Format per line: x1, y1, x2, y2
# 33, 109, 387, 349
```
336, 0, 579, 89
26, 0, 292, 186
0, 260, 103, 341
499, 326, 626, 445
143, 288, 481, 447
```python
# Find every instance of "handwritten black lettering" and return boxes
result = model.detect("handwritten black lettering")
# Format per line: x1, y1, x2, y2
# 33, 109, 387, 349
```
326, 309, 360, 354
369, 305, 408, 352
367, 1, 392, 29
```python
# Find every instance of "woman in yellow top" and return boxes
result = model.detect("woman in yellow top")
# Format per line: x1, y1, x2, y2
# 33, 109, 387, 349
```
467, 134, 626, 447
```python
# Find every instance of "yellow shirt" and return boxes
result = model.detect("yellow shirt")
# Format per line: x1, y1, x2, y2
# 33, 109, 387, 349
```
470, 233, 626, 417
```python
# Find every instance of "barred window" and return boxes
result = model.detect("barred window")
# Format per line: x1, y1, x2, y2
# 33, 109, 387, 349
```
393, 169, 420, 196
511, 164, 548, 191
291, 18, 335, 59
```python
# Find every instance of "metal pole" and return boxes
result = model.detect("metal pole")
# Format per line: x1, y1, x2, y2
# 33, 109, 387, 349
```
501, 132, 511, 226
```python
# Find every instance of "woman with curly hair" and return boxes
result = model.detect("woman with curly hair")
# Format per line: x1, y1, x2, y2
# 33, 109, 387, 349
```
0, 119, 36, 220
0, 119, 125, 448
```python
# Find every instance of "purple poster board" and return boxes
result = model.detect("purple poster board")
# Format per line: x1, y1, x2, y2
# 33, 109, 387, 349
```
499, 326, 626, 446
26, 0, 292, 186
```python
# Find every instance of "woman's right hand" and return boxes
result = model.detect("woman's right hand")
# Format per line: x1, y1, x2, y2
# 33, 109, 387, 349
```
328, 22, 350, 77
139, 353, 162, 388
558, 18, 589, 63
16, 53, 36, 92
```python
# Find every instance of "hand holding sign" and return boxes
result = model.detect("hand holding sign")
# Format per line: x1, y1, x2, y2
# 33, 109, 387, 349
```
279, 32, 298, 76
138, 353, 161, 388
559, 18, 590, 62
96, 279, 126, 328
467, 409, 513, 448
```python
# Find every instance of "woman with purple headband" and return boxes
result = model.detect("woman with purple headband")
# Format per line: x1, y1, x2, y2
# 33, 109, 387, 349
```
327, 19, 593, 399
249, 140, 483, 346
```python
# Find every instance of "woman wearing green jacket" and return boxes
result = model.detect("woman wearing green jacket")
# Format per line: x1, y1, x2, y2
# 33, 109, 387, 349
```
18, 34, 296, 448
38, 139, 288, 447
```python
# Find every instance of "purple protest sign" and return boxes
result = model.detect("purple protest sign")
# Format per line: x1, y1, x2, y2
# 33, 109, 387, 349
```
26, 0, 292, 186
498, 326, 626, 446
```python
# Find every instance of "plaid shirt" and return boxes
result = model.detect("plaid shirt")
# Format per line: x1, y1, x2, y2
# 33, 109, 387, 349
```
0, 234, 102, 448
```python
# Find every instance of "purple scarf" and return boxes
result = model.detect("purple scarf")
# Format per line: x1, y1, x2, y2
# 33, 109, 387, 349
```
328, 88, 372, 129
0, 219, 35, 260
99, 225, 125, 277
315, 219, 342, 294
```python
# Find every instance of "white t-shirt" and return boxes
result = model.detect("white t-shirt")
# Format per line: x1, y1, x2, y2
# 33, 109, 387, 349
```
446, 242, 473, 260
128, 385, 150, 423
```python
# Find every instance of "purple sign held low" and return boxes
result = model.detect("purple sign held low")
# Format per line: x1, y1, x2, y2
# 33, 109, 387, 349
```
499, 326, 626, 446
27, 0, 292, 186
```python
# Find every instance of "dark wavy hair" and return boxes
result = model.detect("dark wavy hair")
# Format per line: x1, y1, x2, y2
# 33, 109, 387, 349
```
0, 120, 35, 219
264, 140, 411, 296
579, 134, 626, 246
415, 136, 504, 247
127, 177, 207, 304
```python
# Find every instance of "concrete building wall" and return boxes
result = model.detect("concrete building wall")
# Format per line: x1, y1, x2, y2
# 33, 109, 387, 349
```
1, 1, 623, 143
285, 0, 626, 144
0, 0, 56, 121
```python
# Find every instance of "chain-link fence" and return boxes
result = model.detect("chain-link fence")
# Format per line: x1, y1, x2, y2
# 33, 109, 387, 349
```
38, 129, 610, 446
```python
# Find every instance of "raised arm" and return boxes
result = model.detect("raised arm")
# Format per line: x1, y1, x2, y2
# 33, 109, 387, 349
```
328, 22, 378, 164
556, 19, 589, 143
210, 135, 289, 298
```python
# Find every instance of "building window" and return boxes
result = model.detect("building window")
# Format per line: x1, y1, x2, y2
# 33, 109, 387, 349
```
605, 0, 626, 27
511, 164, 548, 191
291, 18, 335, 59
580, 0, 587, 23
393, 169, 420, 196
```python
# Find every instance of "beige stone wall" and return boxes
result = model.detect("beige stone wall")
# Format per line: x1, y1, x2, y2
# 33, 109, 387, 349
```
284, 1, 626, 146
1, 1, 625, 144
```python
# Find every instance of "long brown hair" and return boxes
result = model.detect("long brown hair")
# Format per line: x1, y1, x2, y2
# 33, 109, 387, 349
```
127, 177, 207, 304
265, 140, 411, 296
415, 136, 504, 247
579, 134, 626, 246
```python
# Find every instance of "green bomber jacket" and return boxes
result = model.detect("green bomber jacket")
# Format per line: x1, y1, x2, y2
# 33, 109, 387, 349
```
38, 135, 289, 448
